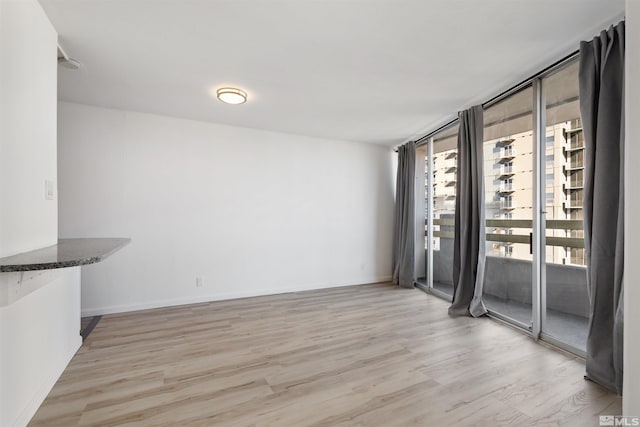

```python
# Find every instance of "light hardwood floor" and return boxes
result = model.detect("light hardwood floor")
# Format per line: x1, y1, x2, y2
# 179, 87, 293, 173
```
30, 283, 620, 426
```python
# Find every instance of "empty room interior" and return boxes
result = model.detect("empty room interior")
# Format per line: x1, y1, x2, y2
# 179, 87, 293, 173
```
1, 0, 639, 425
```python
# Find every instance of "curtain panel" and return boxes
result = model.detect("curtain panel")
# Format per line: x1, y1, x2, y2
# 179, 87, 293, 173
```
579, 21, 625, 394
392, 142, 416, 289
449, 105, 487, 317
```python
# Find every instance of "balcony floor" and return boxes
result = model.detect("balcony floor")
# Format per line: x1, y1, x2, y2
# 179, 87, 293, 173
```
419, 280, 588, 354
483, 294, 588, 353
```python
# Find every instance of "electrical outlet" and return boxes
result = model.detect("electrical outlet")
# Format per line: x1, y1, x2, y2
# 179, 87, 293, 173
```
195, 277, 204, 288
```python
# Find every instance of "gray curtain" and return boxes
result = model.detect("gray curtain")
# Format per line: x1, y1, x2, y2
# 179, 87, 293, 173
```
392, 142, 416, 288
579, 21, 625, 394
449, 106, 487, 317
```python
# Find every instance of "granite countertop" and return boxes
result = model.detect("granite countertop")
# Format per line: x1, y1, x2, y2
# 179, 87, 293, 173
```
0, 238, 130, 272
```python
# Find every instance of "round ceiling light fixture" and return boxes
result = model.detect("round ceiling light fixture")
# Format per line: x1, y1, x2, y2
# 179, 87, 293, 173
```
216, 87, 247, 105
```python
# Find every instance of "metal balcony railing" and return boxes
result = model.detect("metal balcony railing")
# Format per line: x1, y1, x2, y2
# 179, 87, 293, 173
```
564, 181, 583, 190
570, 137, 584, 149
564, 146, 584, 154
563, 125, 582, 136
498, 147, 516, 162
499, 183, 514, 193
441, 186, 456, 197
500, 199, 516, 210
565, 161, 584, 171
563, 125, 584, 154
444, 159, 457, 172
566, 198, 584, 208
564, 140, 585, 152
500, 165, 514, 177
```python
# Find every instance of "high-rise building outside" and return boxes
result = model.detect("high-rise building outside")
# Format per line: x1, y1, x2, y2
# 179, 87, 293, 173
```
426, 118, 585, 266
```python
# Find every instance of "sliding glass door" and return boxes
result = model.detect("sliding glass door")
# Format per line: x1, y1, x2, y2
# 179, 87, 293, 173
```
541, 59, 588, 354
431, 125, 459, 297
416, 144, 429, 286
416, 124, 459, 298
482, 86, 535, 329
415, 56, 587, 356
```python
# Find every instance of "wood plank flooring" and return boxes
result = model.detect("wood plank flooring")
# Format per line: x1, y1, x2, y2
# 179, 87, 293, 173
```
29, 283, 621, 426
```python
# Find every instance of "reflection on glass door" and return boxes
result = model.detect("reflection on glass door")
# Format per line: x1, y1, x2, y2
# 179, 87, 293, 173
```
482, 87, 534, 329
542, 59, 588, 354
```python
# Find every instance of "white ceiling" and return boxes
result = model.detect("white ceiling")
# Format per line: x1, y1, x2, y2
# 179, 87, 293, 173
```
39, 0, 624, 146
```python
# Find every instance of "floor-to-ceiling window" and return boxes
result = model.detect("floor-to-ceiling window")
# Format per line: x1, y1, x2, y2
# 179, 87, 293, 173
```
482, 86, 535, 329
416, 143, 429, 287
416, 124, 459, 298
431, 125, 459, 297
415, 55, 588, 356
541, 59, 588, 354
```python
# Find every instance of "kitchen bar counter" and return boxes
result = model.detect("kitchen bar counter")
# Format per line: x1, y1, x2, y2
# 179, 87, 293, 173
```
0, 238, 130, 272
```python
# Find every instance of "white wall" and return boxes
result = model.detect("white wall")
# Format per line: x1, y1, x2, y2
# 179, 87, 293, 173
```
0, 268, 81, 427
0, 1, 82, 426
58, 102, 395, 315
624, 0, 639, 416
0, 0, 58, 258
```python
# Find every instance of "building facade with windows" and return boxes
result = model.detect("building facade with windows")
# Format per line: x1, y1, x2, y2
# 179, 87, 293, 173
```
427, 118, 585, 266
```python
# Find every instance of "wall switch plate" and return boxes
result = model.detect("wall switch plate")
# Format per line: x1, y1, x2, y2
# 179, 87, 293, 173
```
45, 180, 55, 200
195, 277, 203, 288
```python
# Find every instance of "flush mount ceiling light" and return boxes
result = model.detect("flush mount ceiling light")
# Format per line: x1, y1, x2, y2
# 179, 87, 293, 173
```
216, 87, 247, 105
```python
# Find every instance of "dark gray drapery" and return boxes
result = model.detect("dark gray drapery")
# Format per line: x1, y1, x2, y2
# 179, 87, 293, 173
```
580, 21, 625, 394
392, 142, 416, 288
449, 106, 487, 317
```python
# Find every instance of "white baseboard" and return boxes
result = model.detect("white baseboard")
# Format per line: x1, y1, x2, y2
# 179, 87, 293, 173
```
81, 277, 393, 317
13, 335, 82, 427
